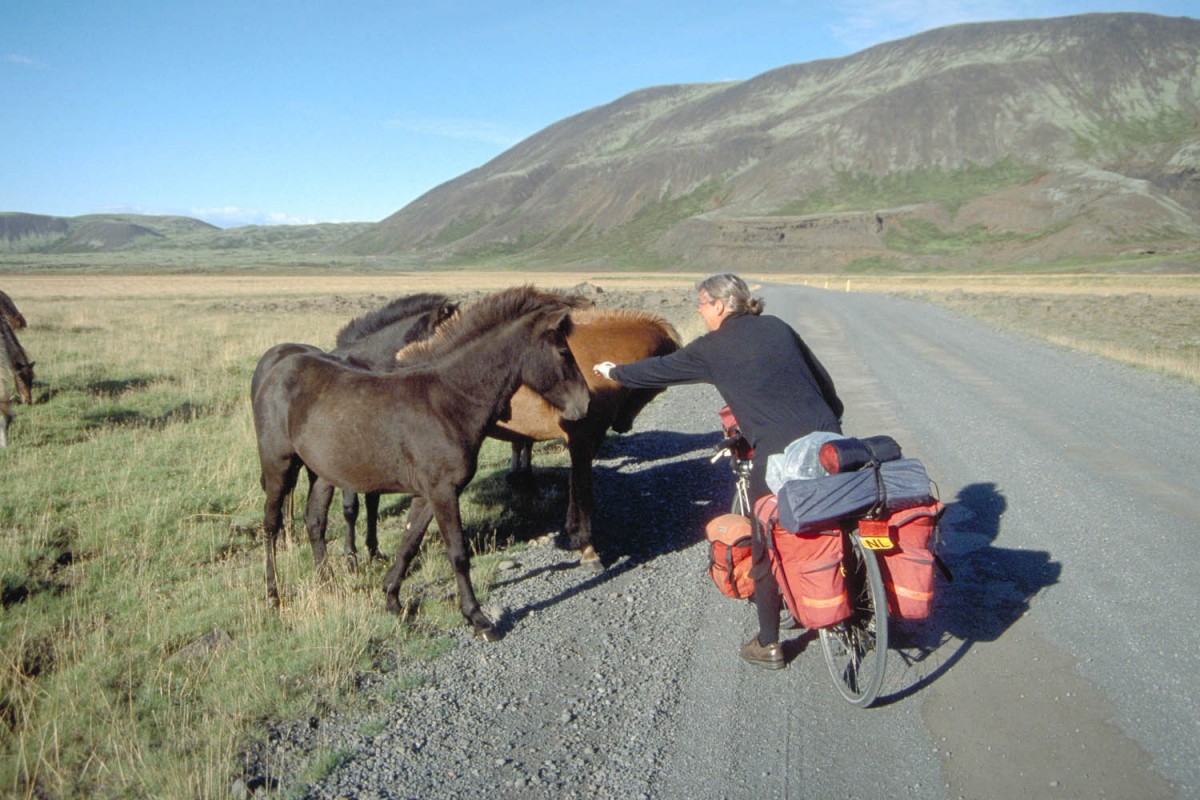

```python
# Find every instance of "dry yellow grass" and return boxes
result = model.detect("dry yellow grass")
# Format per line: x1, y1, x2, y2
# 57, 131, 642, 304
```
10, 270, 1196, 386
1, 272, 704, 301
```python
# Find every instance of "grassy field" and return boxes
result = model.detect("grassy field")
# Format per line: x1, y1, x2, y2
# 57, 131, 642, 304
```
0, 269, 1196, 798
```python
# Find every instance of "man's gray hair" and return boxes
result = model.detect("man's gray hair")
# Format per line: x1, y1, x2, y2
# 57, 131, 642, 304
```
696, 273, 764, 316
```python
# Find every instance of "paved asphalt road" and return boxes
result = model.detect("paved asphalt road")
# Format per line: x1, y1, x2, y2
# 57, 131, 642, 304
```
662, 282, 1197, 799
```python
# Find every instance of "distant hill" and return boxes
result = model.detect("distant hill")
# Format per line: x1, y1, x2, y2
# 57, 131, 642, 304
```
0, 212, 372, 259
0, 212, 215, 253
335, 12, 1200, 272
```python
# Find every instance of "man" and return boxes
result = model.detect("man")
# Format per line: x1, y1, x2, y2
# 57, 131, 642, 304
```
594, 274, 843, 668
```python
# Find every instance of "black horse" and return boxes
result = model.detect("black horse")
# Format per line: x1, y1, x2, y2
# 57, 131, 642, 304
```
251, 286, 591, 640
332, 298, 679, 574
1, 315, 34, 448
328, 293, 458, 563
332, 292, 459, 368
249, 292, 456, 398
250, 292, 458, 562
332, 292, 598, 566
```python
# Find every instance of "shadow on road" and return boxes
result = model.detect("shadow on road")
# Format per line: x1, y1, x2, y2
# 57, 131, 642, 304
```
479, 428, 728, 634
875, 481, 1062, 706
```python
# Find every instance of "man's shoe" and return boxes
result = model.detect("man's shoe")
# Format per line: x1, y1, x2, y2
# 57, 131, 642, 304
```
740, 636, 785, 669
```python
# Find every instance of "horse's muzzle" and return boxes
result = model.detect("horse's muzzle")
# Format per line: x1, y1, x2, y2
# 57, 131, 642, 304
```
559, 394, 590, 422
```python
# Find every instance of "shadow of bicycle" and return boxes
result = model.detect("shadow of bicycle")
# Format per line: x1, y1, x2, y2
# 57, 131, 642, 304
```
873, 481, 1062, 707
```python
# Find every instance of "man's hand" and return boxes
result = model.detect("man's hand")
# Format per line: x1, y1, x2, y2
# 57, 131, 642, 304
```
593, 361, 616, 380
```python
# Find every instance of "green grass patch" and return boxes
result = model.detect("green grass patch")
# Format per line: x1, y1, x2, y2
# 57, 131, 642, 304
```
565, 179, 730, 269
439, 178, 732, 270
429, 211, 492, 247
1073, 108, 1196, 162
775, 158, 1044, 216
883, 218, 1013, 255
845, 255, 907, 273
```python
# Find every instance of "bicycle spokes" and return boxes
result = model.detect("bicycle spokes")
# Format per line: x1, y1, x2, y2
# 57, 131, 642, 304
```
819, 535, 888, 707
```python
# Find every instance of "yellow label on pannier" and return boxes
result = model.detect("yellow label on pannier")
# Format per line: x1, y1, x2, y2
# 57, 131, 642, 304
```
860, 536, 895, 550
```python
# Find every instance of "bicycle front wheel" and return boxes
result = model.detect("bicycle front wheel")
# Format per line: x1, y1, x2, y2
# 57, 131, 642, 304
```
819, 533, 889, 707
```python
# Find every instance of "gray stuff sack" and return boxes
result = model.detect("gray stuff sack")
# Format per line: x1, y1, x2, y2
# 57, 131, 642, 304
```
773, 457, 934, 533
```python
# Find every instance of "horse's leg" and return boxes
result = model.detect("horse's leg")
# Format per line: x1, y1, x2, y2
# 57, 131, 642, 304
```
0, 393, 8, 450
364, 492, 382, 560
566, 432, 603, 572
263, 458, 302, 607
506, 437, 535, 491
342, 490, 360, 570
429, 489, 498, 641
303, 474, 337, 584
381, 496, 434, 613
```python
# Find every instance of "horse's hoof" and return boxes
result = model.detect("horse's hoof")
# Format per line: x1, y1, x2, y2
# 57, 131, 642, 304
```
475, 625, 502, 643
579, 555, 604, 574
345, 554, 359, 573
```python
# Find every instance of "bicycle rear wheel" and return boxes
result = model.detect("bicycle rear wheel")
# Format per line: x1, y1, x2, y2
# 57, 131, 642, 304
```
819, 533, 889, 707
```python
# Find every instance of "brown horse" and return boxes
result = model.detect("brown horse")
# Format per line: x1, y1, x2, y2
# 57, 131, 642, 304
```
489, 307, 680, 568
0, 290, 26, 331
251, 286, 591, 640
1, 315, 35, 448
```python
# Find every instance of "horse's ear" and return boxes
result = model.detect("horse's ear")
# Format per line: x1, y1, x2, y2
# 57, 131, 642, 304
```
550, 308, 574, 337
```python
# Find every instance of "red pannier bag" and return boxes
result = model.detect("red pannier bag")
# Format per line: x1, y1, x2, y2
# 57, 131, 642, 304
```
755, 495, 852, 629
705, 514, 755, 599
876, 501, 944, 619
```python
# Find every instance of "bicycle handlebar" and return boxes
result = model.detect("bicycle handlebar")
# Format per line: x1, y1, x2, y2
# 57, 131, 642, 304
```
715, 435, 744, 453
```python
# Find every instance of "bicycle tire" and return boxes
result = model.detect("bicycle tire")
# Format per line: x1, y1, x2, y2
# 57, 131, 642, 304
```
818, 532, 889, 707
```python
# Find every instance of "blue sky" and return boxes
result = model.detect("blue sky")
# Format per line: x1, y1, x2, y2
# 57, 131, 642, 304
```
2, 1, 1194, 228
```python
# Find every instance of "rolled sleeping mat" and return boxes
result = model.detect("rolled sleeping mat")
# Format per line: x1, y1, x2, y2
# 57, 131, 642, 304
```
818, 435, 903, 474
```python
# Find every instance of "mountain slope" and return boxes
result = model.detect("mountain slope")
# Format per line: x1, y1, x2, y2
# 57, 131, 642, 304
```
336, 13, 1200, 271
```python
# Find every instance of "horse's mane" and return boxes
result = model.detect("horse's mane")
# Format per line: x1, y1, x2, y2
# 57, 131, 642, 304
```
335, 293, 452, 348
571, 307, 682, 347
0, 290, 25, 331
395, 285, 591, 365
